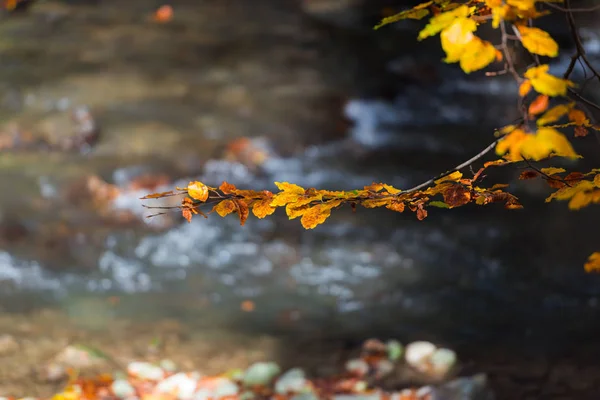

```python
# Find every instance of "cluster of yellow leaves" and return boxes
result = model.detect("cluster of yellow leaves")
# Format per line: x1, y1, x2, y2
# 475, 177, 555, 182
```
374, 0, 564, 74
495, 125, 579, 162
520, 65, 576, 97
543, 170, 600, 210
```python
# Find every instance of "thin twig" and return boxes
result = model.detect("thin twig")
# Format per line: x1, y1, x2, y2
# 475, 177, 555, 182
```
564, 0, 600, 84
404, 138, 503, 194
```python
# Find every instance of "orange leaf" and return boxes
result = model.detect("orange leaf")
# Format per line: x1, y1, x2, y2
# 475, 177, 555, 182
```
574, 126, 589, 137
213, 200, 236, 217
300, 200, 343, 229
154, 5, 173, 23
565, 172, 584, 183
528, 95, 549, 116
219, 181, 238, 194
568, 109, 589, 125
546, 175, 566, 189
252, 196, 276, 219
495, 49, 503, 62
386, 201, 405, 213
234, 199, 250, 226
141, 191, 175, 199
188, 181, 209, 202
442, 184, 471, 207
584, 252, 600, 273
182, 208, 192, 223
416, 203, 428, 220
519, 170, 539, 180
241, 300, 255, 312
519, 80, 532, 97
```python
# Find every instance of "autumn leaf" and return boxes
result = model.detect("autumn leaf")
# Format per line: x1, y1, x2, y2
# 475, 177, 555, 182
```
362, 199, 391, 208
141, 191, 175, 199
187, 181, 209, 202
520, 127, 580, 160
574, 126, 589, 137
270, 182, 305, 207
428, 200, 450, 208
545, 180, 595, 202
486, 0, 507, 28
219, 181, 237, 194
519, 80, 532, 97
252, 196, 276, 219
213, 200, 236, 217
568, 109, 589, 126
528, 95, 549, 116
497, 127, 579, 161
540, 167, 565, 175
435, 171, 463, 184
374, 1, 432, 29
416, 203, 428, 220
564, 172, 585, 183
441, 17, 476, 62
519, 170, 539, 179
517, 25, 559, 57
418, 5, 473, 40
495, 128, 529, 161
386, 200, 406, 212
182, 208, 192, 223
300, 200, 343, 229
443, 184, 471, 207
536, 103, 573, 126
585, 252, 600, 273
524, 65, 576, 97
459, 38, 497, 73
234, 199, 250, 226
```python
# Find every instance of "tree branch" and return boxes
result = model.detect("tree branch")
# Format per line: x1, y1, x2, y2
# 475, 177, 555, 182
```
404, 138, 503, 194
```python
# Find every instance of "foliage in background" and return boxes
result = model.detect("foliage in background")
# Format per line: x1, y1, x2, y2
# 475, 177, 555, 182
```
144, 0, 600, 271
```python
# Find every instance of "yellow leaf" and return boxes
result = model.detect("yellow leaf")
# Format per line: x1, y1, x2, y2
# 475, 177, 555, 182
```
507, 0, 536, 10
518, 26, 559, 57
519, 80, 532, 97
520, 127, 580, 160
187, 181, 209, 202
540, 167, 565, 175
459, 38, 497, 73
495, 128, 529, 161
441, 17, 476, 62
568, 109, 589, 126
569, 190, 593, 210
213, 199, 236, 217
594, 173, 600, 187
374, 1, 432, 29
537, 103, 573, 126
486, 0, 508, 28
435, 171, 463, 184
383, 184, 402, 194
300, 200, 343, 229
546, 180, 595, 202
252, 198, 276, 218
524, 65, 576, 97
418, 5, 473, 40
585, 252, 600, 273
270, 182, 305, 207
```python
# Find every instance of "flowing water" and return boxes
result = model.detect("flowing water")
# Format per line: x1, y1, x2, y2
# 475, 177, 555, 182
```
1, 0, 600, 397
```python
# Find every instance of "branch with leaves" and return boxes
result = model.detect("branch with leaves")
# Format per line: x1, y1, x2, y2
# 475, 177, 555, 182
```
144, 0, 600, 271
